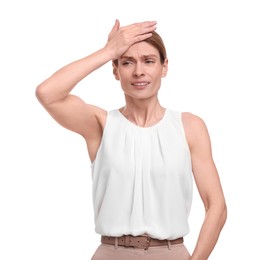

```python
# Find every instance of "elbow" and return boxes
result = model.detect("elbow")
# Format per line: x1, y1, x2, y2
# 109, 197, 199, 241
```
35, 82, 53, 106
220, 202, 227, 228
35, 82, 45, 102
205, 199, 227, 228
35, 84, 43, 102
213, 200, 227, 229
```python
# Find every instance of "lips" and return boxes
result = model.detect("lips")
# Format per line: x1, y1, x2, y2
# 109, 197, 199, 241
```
131, 82, 150, 90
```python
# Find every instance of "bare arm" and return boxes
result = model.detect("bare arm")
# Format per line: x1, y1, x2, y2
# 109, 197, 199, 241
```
35, 47, 113, 138
35, 20, 157, 160
182, 112, 227, 260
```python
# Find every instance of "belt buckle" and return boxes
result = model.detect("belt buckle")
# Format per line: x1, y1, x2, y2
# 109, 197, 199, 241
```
139, 234, 151, 250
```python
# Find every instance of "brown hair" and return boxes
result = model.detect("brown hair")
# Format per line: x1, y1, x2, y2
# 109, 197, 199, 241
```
113, 31, 167, 66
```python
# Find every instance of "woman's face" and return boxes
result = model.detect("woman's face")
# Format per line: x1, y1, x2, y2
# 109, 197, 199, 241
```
113, 41, 168, 100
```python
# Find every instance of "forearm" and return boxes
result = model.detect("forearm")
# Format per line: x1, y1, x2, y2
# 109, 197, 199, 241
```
35, 20, 157, 105
191, 204, 227, 260
35, 47, 113, 105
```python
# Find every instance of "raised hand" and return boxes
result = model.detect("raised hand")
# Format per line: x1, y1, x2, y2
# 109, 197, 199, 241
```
105, 19, 157, 60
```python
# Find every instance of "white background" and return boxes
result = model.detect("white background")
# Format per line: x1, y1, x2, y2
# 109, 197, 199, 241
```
1, 0, 263, 259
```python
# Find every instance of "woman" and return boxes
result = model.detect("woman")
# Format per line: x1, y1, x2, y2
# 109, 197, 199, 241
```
36, 20, 227, 260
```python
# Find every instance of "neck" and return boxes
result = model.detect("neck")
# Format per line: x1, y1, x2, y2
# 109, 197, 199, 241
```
120, 96, 165, 127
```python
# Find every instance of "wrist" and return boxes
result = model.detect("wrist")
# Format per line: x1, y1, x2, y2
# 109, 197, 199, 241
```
102, 44, 119, 62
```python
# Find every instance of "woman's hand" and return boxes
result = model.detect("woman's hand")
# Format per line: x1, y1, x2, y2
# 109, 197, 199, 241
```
105, 19, 157, 60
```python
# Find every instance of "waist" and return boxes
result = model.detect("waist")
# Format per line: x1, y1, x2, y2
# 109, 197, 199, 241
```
101, 235, 184, 250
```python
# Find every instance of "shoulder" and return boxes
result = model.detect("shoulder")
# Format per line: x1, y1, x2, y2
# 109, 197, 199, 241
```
181, 112, 210, 149
181, 112, 207, 129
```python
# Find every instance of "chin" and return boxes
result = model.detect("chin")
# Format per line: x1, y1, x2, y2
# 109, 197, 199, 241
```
124, 91, 158, 100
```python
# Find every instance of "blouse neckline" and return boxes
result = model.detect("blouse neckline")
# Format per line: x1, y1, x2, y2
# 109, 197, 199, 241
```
116, 108, 168, 129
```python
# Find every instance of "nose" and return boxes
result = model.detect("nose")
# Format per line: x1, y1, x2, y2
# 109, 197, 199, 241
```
133, 63, 145, 77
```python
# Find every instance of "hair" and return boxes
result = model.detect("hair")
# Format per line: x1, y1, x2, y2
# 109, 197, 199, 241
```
113, 31, 167, 66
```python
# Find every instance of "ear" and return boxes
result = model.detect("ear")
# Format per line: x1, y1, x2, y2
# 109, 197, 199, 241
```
161, 58, 168, 78
112, 61, 120, 80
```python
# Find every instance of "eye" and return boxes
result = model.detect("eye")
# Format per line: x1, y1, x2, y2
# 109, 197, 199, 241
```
145, 59, 155, 64
122, 60, 133, 66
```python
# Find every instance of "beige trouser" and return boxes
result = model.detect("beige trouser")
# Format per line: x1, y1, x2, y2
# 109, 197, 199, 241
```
91, 243, 191, 260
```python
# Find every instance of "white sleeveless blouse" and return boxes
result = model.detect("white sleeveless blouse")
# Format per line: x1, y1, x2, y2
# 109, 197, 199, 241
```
91, 109, 193, 240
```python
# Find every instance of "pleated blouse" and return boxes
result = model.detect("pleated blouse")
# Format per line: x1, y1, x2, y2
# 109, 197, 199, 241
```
91, 109, 193, 240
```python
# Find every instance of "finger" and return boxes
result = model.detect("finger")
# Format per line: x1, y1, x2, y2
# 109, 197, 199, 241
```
132, 32, 153, 43
109, 19, 120, 35
125, 21, 157, 39
114, 19, 120, 31
140, 21, 157, 34
133, 21, 157, 32
139, 21, 157, 27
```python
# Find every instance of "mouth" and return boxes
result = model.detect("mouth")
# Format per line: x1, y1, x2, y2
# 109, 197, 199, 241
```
131, 82, 150, 90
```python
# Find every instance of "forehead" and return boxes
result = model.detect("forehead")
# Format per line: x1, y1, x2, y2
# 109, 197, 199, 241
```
121, 41, 159, 58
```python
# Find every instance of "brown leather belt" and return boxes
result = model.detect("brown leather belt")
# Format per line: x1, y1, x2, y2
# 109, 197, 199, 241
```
101, 235, 184, 250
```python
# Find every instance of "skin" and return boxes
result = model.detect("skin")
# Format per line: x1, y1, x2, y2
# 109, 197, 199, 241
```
36, 20, 227, 260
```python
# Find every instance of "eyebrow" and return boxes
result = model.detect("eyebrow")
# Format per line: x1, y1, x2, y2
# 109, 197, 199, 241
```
120, 54, 158, 60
